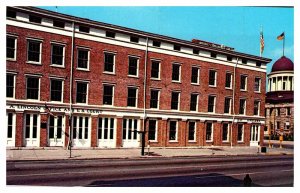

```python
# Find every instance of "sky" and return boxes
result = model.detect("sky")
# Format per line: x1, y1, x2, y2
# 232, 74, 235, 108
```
40, 6, 294, 74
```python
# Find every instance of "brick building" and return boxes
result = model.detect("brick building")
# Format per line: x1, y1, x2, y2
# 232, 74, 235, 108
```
6, 6, 271, 149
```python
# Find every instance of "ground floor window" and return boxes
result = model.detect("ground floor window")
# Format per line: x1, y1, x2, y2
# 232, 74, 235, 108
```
188, 121, 196, 141
7, 112, 15, 146
206, 122, 213, 142
148, 119, 157, 141
169, 121, 177, 141
123, 118, 138, 140
98, 117, 115, 140
72, 116, 90, 147
222, 123, 229, 142
48, 115, 64, 146
24, 113, 40, 147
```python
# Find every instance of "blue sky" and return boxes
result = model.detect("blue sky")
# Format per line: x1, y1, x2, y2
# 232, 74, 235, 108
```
41, 6, 294, 73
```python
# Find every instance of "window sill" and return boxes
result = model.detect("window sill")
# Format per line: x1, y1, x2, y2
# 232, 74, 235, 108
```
254, 91, 261, 94
76, 68, 90, 72
172, 80, 181, 84
26, 99, 40, 102
103, 71, 116, 75
27, 61, 42, 65
150, 107, 159, 110
188, 140, 197, 143
50, 64, 65, 68
169, 140, 178, 143
191, 83, 200, 86
240, 89, 247, 92
209, 85, 217, 88
225, 87, 233, 90
150, 78, 161, 81
128, 75, 139, 79
7, 58, 16, 62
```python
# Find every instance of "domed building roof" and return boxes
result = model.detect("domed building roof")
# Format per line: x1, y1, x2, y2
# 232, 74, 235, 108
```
271, 56, 294, 72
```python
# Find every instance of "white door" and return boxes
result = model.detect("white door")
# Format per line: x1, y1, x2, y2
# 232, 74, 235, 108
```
98, 117, 116, 148
250, 125, 260, 146
6, 112, 16, 147
48, 115, 65, 147
72, 116, 90, 147
122, 118, 140, 147
24, 114, 40, 147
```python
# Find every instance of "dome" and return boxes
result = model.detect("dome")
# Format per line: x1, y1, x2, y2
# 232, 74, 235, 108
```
271, 56, 294, 72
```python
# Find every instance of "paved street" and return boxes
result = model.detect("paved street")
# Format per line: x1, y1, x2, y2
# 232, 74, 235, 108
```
7, 155, 293, 187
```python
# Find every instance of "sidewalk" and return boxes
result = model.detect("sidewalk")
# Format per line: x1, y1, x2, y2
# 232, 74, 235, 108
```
6, 145, 293, 161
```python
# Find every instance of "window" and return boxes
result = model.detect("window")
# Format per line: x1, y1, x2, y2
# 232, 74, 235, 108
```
211, 52, 217, 58
240, 75, 247, 91
98, 117, 115, 140
237, 124, 244, 142
50, 79, 63, 102
26, 76, 40, 100
208, 95, 216, 113
256, 61, 262, 67
148, 120, 157, 141
27, 40, 42, 63
53, 20, 65, 28
254, 77, 261, 92
253, 100, 260, 116
239, 99, 246, 115
103, 84, 114, 105
152, 40, 161, 47
276, 108, 280, 116
79, 26, 90, 33
191, 67, 199, 84
73, 116, 89, 140
222, 123, 229, 142
151, 60, 160, 79
227, 55, 233, 61
7, 10, 16, 18
76, 82, 88, 103
225, 72, 232, 88
29, 15, 41, 24
6, 74, 15, 98
287, 107, 291, 116
169, 121, 177, 141
209, 70, 217, 86
172, 63, 181, 82
127, 87, 137, 107
7, 113, 14, 139
150, 89, 159, 109
122, 118, 138, 140
128, 57, 139, 76
188, 122, 196, 141
206, 122, 213, 142
7, 36, 16, 60
193, 49, 199, 55
106, 31, 115, 38
242, 59, 247, 64
171, 92, 180, 110
190, 93, 198, 111
25, 114, 38, 139
104, 52, 115, 73
51, 44, 65, 66
224, 97, 231, 114
174, 45, 181, 51
77, 48, 89, 69
276, 121, 280, 130
130, 36, 139, 43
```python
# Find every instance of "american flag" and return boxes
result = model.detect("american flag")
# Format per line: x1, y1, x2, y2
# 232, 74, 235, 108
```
260, 31, 264, 56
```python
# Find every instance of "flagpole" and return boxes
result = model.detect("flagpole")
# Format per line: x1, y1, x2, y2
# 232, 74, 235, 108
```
283, 31, 285, 56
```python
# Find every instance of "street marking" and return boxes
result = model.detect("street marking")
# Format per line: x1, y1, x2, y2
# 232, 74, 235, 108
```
7, 160, 293, 178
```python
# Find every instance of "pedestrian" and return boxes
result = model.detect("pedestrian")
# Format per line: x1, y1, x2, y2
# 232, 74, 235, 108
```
243, 174, 252, 187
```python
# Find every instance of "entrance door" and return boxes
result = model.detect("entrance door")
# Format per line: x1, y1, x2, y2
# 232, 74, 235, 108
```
98, 117, 116, 148
72, 116, 90, 147
6, 112, 16, 147
122, 118, 140, 147
48, 115, 64, 147
24, 113, 40, 147
250, 124, 260, 146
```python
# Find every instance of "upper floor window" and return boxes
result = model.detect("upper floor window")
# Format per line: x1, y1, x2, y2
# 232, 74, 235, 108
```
242, 58, 248, 64
50, 79, 63, 102
127, 87, 138, 107
256, 61, 262, 67
76, 82, 88, 104
7, 36, 17, 60
53, 20, 65, 28
171, 91, 180, 110
152, 40, 161, 47
6, 74, 15, 98
103, 84, 114, 105
224, 97, 231, 114
106, 31, 115, 38
287, 107, 291, 116
225, 72, 232, 89
27, 40, 42, 64
150, 89, 160, 109
77, 48, 89, 69
239, 99, 246, 115
26, 76, 40, 100
240, 75, 247, 91
208, 95, 216, 113
227, 55, 233, 61
104, 52, 115, 73
151, 60, 160, 79
191, 67, 199, 84
79, 26, 90, 33
210, 52, 217, 58
174, 45, 181, 51
209, 70, 217, 86
193, 49, 199, 55
190, 93, 198, 111
29, 15, 41, 24
7, 10, 16, 18
130, 36, 139, 43
253, 100, 260, 116
172, 63, 181, 82
51, 44, 65, 66
128, 57, 139, 77
254, 77, 261, 92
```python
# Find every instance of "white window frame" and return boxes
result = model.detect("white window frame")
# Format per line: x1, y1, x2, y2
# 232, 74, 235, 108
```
239, 98, 247, 115
6, 112, 16, 147
172, 63, 181, 83
191, 66, 200, 85
171, 91, 181, 111
225, 72, 233, 89
188, 121, 196, 142
7, 35, 17, 61
222, 123, 230, 142
103, 84, 115, 106
254, 100, 260, 116
148, 119, 158, 142
27, 39, 42, 65
97, 117, 116, 141
26, 75, 41, 101
103, 51, 116, 74
209, 70, 217, 87
75, 80, 89, 104
169, 120, 178, 142
128, 56, 139, 78
254, 77, 261, 93
240, 75, 248, 91
224, 97, 232, 114
50, 78, 64, 103
208, 95, 216, 113
237, 124, 244, 142
206, 122, 214, 142
6, 73, 16, 99
77, 47, 90, 71
150, 89, 160, 109
50, 43, 65, 67
150, 60, 161, 80
127, 87, 138, 108
190, 93, 199, 112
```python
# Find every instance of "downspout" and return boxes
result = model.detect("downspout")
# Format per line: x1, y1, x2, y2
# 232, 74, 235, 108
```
231, 57, 239, 148
143, 37, 149, 132
68, 21, 75, 157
